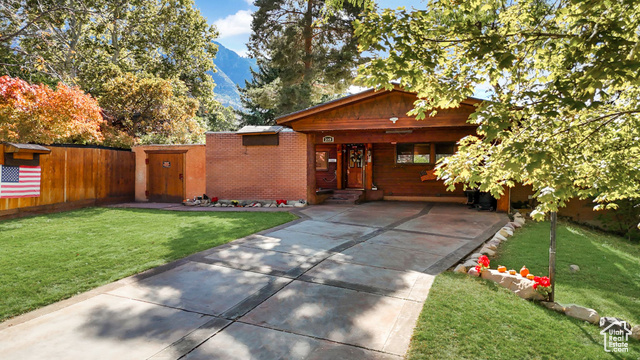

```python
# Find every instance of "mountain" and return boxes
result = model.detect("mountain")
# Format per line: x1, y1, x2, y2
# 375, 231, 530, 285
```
210, 42, 256, 110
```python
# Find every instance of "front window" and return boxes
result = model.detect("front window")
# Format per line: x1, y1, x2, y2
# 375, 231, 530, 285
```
435, 143, 456, 161
316, 151, 329, 171
396, 143, 430, 164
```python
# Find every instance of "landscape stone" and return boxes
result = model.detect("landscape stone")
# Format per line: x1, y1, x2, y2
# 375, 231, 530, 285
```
502, 227, 514, 236
468, 267, 480, 277
498, 229, 511, 237
493, 233, 507, 242
541, 301, 565, 313
481, 269, 544, 300
487, 239, 501, 247
479, 247, 495, 257
454, 264, 468, 273
569, 264, 580, 273
510, 221, 522, 228
514, 217, 525, 225
565, 304, 600, 324
469, 252, 483, 259
462, 260, 478, 268
632, 325, 640, 341
294, 202, 306, 208
484, 243, 498, 251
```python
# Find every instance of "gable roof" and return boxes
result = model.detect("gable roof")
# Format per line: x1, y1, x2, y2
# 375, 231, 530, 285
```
276, 86, 485, 126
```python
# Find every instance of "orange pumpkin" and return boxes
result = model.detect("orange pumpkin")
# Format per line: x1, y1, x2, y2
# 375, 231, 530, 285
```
520, 266, 529, 277
527, 274, 535, 280
497, 266, 507, 273
509, 269, 517, 275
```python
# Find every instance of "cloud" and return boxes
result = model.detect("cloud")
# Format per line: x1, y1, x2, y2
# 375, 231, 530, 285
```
214, 10, 253, 39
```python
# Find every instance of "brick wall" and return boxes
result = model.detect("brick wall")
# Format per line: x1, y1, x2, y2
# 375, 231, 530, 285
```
206, 131, 309, 201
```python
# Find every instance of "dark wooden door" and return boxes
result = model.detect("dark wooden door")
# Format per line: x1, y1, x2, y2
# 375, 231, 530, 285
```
346, 145, 364, 189
148, 153, 184, 202
315, 144, 338, 189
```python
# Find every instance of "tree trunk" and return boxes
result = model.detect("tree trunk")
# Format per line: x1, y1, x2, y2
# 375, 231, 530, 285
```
302, 0, 313, 82
549, 211, 557, 302
111, 4, 121, 65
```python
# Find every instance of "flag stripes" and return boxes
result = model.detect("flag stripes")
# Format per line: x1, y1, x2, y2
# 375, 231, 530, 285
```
0, 165, 42, 198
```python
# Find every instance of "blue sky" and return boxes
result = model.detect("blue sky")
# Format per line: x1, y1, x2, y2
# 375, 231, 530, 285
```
194, 0, 426, 57
195, 0, 491, 98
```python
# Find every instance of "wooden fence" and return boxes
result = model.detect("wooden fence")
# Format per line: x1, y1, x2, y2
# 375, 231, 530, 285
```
0, 145, 135, 219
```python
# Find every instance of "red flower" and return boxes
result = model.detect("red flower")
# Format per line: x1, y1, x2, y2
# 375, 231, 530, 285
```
533, 276, 550, 289
475, 265, 482, 273
478, 255, 490, 268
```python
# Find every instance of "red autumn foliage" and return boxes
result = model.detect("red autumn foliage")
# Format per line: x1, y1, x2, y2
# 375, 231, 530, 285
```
0, 75, 104, 144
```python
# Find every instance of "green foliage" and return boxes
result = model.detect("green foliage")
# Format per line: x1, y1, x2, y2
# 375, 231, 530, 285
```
597, 200, 640, 242
99, 72, 205, 145
0, 207, 297, 321
238, 60, 281, 126
355, 0, 640, 221
245, 0, 367, 122
203, 103, 238, 132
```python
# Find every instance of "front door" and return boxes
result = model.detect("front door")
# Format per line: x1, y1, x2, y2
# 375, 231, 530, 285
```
148, 152, 184, 202
346, 144, 364, 189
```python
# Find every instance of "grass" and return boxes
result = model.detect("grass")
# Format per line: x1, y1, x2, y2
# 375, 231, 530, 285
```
408, 221, 640, 359
0, 207, 297, 322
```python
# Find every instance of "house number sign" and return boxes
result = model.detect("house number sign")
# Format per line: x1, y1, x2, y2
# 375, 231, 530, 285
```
322, 136, 334, 143
162, 161, 171, 168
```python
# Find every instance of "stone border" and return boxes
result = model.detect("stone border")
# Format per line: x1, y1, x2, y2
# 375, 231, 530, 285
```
450, 212, 640, 341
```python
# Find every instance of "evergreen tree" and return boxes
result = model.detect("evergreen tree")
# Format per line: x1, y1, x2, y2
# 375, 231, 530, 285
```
238, 61, 280, 126
244, 0, 368, 122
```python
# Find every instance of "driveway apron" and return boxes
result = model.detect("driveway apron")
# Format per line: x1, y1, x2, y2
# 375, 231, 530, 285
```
0, 202, 507, 360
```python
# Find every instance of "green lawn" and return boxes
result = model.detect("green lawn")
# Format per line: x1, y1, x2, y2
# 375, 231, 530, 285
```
0, 207, 296, 322
408, 221, 640, 359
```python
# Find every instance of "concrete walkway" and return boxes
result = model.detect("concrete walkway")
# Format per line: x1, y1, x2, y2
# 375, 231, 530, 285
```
0, 202, 507, 360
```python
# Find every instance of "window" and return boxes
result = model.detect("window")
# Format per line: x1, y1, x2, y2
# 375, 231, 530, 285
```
316, 151, 329, 171
435, 143, 456, 161
396, 143, 430, 164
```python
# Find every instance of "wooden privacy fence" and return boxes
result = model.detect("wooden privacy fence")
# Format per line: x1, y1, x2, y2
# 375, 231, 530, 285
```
0, 145, 135, 219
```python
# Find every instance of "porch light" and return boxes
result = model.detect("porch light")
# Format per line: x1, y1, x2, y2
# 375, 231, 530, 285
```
389, 117, 399, 123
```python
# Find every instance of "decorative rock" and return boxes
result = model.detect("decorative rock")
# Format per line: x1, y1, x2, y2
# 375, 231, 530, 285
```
502, 227, 514, 236
509, 221, 522, 228
270, 203, 277, 208
462, 259, 478, 268
254, 203, 263, 207
282, 204, 294, 208
484, 243, 498, 251
294, 202, 306, 208
454, 264, 468, 273
213, 203, 221, 207
503, 222, 515, 231
493, 233, 508, 242
569, 264, 580, 273
541, 301, 565, 313
468, 267, 480, 277
498, 228, 512, 237
481, 269, 544, 300
514, 217, 525, 226
469, 252, 483, 260
632, 325, 640, 341
565, 305, 600, 324
487, 239, 501, 248
599, 317, 631, 331
479, 247, 495, 257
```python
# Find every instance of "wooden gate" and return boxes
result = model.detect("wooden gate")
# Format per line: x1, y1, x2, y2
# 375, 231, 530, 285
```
147, 151, 185, 202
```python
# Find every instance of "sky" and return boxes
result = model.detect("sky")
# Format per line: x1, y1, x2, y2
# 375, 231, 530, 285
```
194, 0, 427, 57
194, 0, 491, 98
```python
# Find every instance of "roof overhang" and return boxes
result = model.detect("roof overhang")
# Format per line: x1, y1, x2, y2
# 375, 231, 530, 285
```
2, 142, 51, 154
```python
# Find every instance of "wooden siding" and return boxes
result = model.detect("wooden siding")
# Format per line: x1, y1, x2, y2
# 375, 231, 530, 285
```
0, 146, 135, 218
285, 91, 477, 132
372, 143, 463, 197
312, 128, 477, 145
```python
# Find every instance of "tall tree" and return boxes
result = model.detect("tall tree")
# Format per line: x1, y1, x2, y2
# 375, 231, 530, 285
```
99, 73, 205, 146
1, 0, 219, 106
238, 61, 280, 126
245, 0, 368, 121
355, 0, 640, 221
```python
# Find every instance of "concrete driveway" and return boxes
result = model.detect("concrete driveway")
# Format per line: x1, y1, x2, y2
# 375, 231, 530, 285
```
0, 202, 507, 360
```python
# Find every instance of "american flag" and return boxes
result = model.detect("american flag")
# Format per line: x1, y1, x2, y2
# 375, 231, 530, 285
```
0, 165, 42, 198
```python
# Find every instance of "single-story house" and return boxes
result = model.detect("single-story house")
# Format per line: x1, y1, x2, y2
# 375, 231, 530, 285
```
206, 87, 510, 211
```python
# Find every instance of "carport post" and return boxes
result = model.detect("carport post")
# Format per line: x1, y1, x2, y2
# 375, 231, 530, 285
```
549, 211, 557, 302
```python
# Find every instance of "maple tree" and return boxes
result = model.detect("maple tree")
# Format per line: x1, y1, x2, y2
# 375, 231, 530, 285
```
99, 73, 205, 146
0, 75, 104, 144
